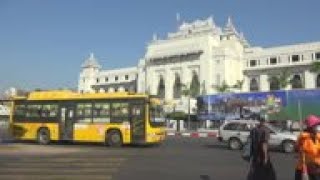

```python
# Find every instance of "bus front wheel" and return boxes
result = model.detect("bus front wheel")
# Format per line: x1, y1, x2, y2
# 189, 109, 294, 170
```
106, 130, 122, 147
37, 128, 50, 145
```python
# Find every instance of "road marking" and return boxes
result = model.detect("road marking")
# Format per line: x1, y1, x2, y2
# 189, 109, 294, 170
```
1, 162, 122, 168
0, 167, 118, 174
0, 156, 127, 179
19, 157, 126, 162
0, 175, 112, 180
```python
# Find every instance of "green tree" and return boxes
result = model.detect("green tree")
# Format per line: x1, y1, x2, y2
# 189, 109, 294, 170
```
190, 78, 200, 98
213, 81, 231, 93
310, 61, 320, 88
310, 61, 320, 73
181, 84, 192, 130
279, 68, 292, 89
268, 68, 292, 90
233, 80, 244, 92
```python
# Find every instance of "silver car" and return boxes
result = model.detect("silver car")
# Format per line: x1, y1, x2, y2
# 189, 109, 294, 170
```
217, 120, 297, 153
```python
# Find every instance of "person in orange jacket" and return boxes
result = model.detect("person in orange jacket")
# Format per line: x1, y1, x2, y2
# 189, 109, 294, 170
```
295, 115, 320, 180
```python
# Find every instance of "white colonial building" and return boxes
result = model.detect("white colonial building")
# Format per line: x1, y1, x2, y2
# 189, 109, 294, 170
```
78, 16, 320, 113
78, 53, 138, 93
243, 42, 320, 91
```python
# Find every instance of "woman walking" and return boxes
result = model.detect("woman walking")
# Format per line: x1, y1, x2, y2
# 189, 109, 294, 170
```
295, 115, 320, 180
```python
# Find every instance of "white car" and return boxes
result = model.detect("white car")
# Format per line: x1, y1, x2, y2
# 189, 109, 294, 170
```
217, 120, 297, 153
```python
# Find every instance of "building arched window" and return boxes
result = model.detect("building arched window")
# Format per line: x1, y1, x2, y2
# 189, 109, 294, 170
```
157, 75, 165, 99
190, 71, 200, 97
291, 74, 303, 89
269, 76, 280, 91
317, 74, 320, 88
173, 73, 182, 99
249, 78, 259, 91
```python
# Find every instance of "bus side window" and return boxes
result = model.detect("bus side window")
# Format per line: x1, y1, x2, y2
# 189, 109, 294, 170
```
111, 102, 129, 123
93, 102, 110, 123
42, 104, 58, 118
14, 104, 26, 120
26, 104, 42, 119
76, 103, 92, 123
132, 107, 141, 116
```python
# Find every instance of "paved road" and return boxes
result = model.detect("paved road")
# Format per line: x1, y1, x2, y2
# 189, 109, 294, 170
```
0, 137, 296, 180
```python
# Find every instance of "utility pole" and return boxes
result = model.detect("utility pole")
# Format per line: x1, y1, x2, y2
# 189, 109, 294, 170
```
187, 95, 191, 130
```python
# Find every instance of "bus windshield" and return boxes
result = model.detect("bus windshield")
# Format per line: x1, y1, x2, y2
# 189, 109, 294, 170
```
150, 104, 165, 127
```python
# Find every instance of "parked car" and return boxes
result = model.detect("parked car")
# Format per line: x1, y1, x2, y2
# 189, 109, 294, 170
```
217, 120, 298, 153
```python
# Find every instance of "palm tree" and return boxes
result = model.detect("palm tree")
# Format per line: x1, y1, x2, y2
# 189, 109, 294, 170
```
279, 68, 292, 89
310, 61, 320, 73
190, 78, 200, 98
181, 84, 192, 130
310, 61, 320, 88
233, 80, 244, 92
268, 68, 292, 90
213, 81, 231, 93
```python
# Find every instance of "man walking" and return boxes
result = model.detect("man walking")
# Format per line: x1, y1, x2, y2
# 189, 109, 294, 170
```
248, 116, 276, 180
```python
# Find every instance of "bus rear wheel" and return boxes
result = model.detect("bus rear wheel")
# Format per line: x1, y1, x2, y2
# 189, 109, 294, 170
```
106, 130, 122, 147
37, 128, 50, 145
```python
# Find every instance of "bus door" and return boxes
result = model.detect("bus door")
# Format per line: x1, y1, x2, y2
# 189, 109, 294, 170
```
59, 105, 75, 140
130, 104, 145, 144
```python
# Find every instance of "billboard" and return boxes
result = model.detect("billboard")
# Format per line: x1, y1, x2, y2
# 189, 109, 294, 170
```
278, 89, 320, 121
197, 89, 320, 121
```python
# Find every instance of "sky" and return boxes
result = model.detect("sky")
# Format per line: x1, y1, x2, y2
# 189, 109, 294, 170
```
0, 0, 319, 93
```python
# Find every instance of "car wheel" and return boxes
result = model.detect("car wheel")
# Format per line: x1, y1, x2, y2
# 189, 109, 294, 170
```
37, 128, 50, 145
228, 138, 242, 150
282, 140, 295, 153
107, 130, 123, 147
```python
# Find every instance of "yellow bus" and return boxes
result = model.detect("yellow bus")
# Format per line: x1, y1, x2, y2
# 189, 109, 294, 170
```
8, 90, 166, 146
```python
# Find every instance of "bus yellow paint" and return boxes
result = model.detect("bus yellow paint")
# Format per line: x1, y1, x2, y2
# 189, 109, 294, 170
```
8, 90, 166, 146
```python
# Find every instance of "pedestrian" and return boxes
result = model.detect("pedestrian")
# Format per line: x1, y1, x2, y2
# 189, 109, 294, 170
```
295, 115, 320, 180
247, 116, 276, 180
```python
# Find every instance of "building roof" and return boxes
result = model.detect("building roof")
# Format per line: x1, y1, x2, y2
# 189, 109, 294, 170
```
223, 16, 238, 36
245, 41, 320, 57
99, 67, 138, 75
81, 53, 101, 69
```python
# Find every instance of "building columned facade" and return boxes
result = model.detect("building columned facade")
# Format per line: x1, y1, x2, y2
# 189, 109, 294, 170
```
78, 16, 320, 114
